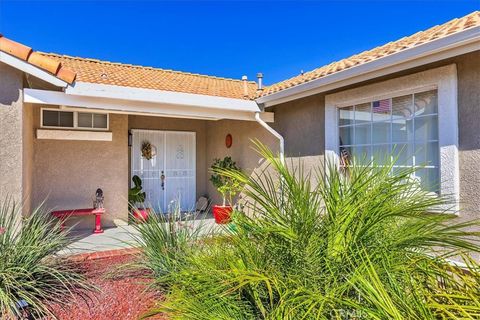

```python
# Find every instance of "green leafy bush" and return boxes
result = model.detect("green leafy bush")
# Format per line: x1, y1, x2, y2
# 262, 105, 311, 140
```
141, 143, 480, 319
0, 198, 89, 318
210, 156, 242, 206
129, 175, 146, 210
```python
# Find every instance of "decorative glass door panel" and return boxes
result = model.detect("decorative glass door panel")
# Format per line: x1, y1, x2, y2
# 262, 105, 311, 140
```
165, 132, 196, 212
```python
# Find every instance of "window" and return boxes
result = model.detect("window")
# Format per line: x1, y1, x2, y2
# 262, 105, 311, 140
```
78, 112, 108, 129
338, 90, 439, 192
41, 109, 109, 130
326, 65, 459, 211
42, 110, 74, 128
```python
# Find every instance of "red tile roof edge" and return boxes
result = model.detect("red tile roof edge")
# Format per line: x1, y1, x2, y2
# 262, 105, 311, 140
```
0, 34, 76, 84
260, 11, 480, 97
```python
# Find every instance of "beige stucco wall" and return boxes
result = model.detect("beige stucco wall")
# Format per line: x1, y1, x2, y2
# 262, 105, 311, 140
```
272, 94, 325, 158
456, 51, 480, 221
0, 62, 23, 200
128, 115, 208, 200
271, 93, 326, 182
205, 119, 278, 205
32, 106, 129, 229
0, 62, 34, 216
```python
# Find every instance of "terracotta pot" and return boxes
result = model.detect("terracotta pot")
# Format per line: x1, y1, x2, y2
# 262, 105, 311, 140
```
213, 205, 232, 224
132, 208, 151, 221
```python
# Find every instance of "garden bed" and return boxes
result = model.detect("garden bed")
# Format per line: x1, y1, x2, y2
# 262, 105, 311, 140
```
48, 252, 166, 320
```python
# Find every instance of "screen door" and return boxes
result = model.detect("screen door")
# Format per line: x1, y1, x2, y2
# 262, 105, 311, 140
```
131, 129, 196, 213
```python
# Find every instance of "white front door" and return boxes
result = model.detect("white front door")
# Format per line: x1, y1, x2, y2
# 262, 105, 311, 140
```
131, 129, 196, 213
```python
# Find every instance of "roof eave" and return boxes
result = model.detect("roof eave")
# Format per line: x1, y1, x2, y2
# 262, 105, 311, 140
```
24, 85, 274, 123
0, 51, 69, 88
65, 82, 260, 112
257, 26, 480, 108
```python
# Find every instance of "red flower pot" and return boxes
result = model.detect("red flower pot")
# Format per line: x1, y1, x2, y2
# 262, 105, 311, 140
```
213, 205, 233, 224
132, 208, 151, 221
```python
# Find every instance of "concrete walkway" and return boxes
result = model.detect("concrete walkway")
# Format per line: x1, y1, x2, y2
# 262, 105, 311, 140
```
59, 215, 220, 256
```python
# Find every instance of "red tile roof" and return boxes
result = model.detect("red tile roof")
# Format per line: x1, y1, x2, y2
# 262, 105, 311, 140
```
260, 11, 480, 97
38, 52, 258, 99
0, 34, 257, 99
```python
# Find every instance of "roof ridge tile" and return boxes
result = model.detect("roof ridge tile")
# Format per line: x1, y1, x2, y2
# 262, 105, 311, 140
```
38, 52, 256, 84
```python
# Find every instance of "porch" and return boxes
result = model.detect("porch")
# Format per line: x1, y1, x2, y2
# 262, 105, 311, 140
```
58, 213, 219, 256
23, 84, 278, 233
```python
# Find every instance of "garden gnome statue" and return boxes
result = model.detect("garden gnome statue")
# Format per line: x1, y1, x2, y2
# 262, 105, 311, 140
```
95, 188, 104, 209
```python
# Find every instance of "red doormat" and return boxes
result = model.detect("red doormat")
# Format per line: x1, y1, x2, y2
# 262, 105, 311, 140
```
48, 251, 166, 320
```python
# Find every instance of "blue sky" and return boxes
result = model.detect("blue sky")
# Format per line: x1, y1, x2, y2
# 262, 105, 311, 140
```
0, 1, 478, 84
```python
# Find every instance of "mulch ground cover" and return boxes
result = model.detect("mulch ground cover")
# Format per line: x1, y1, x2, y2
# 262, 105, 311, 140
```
48, 252, 166, 320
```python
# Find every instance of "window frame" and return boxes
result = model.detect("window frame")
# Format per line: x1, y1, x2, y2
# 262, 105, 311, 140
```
325, 64, 459, 212
40, 108, 109, 131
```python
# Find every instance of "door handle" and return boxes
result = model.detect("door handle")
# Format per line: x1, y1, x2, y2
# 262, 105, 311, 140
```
161, 171, 165, 190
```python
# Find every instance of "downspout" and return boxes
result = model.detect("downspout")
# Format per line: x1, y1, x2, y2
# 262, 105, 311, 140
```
254, 74, 285, 210
255, 111, 285, 213
254, 112, 285, 165
254, 73, 284, 164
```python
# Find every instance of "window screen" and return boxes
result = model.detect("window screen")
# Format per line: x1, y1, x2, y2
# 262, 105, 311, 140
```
42, 110, 74, 128
42, 109, 108, 130
338, 90, 439, 192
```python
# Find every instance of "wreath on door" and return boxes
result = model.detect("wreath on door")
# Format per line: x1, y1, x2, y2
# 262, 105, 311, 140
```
141, 140, 157, 160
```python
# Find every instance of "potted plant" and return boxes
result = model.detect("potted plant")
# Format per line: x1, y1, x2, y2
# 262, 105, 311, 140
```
128, 175, 150, 221
210, 157, 242, 224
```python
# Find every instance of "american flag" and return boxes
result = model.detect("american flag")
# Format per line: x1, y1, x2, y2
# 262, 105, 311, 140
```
339, 137, 350, 172
373, 99, 391, 114
340, 147, 350, 167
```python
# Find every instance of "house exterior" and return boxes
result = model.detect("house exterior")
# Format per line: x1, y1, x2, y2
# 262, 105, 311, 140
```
0, 11, 479, 230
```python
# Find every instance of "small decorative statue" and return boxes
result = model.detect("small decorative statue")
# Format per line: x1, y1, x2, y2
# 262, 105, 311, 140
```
94, 188, 104, 209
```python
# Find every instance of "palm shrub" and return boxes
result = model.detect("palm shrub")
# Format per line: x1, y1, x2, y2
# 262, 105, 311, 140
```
0, 198, 89, 319
142, 142, 480, 319
127, 203, 208, 286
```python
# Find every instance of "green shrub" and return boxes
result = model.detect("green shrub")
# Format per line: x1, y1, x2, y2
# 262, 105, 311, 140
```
0, 198, 89, 318
128, 175, 146, 210
210, 156, 242, 206
141, 143, 480, 319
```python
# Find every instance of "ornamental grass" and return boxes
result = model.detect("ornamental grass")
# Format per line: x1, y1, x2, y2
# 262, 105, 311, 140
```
0, 198, 90, 319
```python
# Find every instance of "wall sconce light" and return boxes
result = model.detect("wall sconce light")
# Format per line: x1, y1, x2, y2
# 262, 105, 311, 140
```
128, 130, 132, 147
